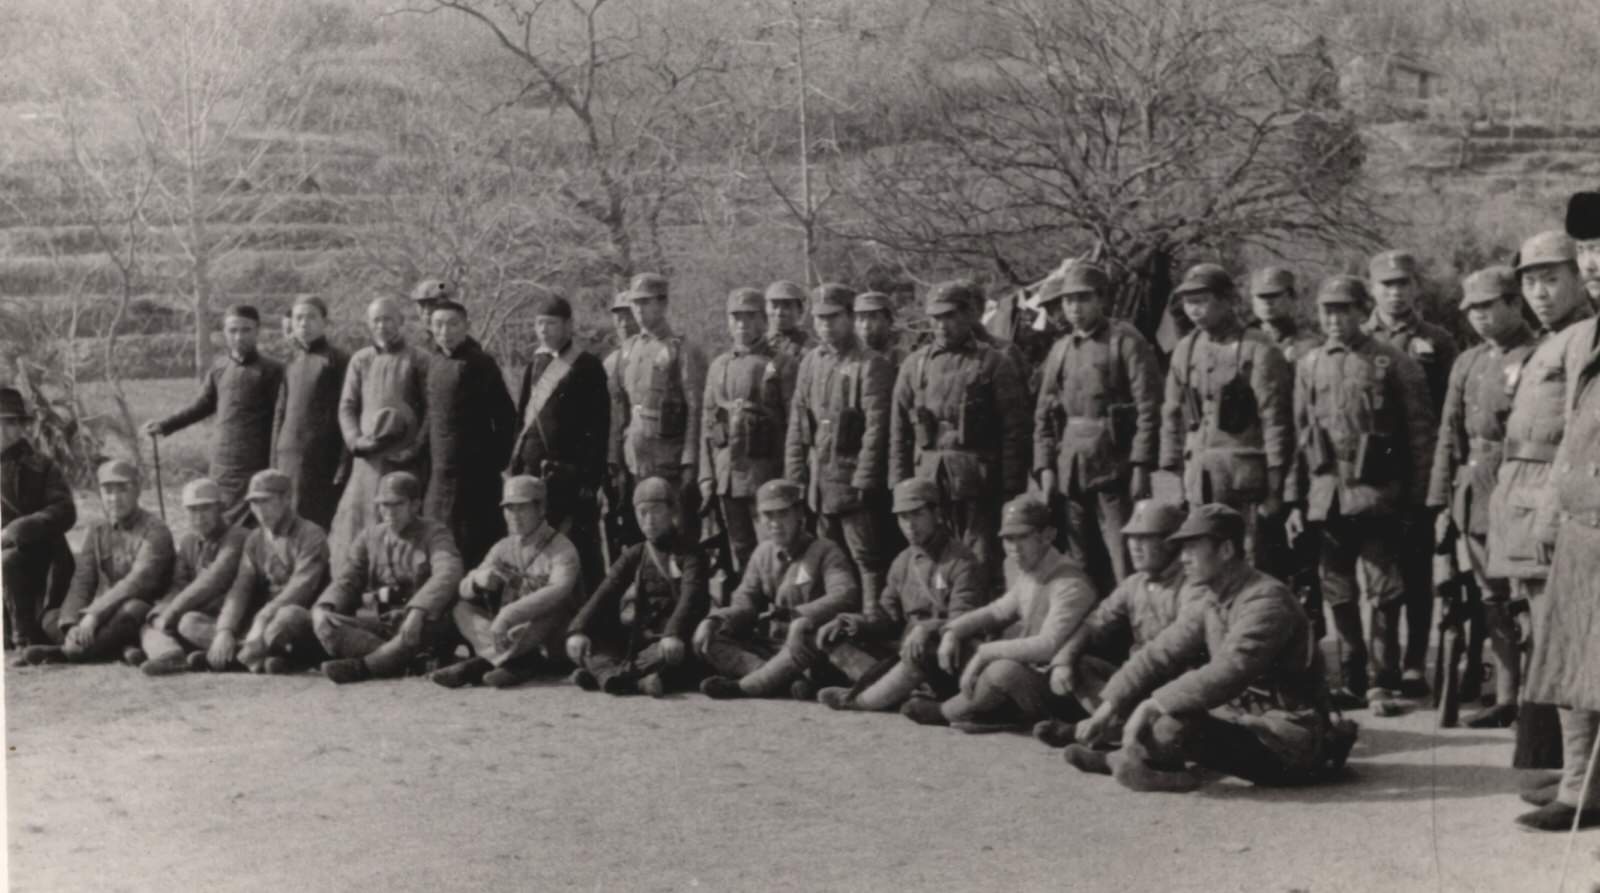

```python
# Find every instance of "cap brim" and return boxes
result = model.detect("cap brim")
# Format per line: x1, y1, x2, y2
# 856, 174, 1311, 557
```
756, 500, 799, 512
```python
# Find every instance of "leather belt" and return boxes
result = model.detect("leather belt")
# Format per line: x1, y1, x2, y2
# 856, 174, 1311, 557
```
1505, 439, 1557, 463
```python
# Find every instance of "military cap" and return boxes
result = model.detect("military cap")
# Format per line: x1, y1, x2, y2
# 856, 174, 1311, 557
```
1515, 230, 1577, 274
755, 478, 804, 512
224, 304, 260, 324
0, 386, 30, 421
812, 282, 857, 316
1316, 275, 1371, 307
854, 291, 893, 314
926, 280, 980, 316
726, 287, 766, 315
180, 478, 224, 508
534, 295, 572, 319
1567, 191, 1600, 241
245, 469, 292, 500
999, 495, 1052, 536
364, 404, 416, 449
626, 273, 670, 301
765, 280, 807, 304
1368, 250, 1419, 283
1248, 266, 1296, 296
501, 475, 547, 506
375, 471, 422, 503
1060, 262, 1111, 297
1459, 266, 1519, 310
1167, 503, 1246, 543
97, 459, 140, 486
412, 279, 457, 303
429, 298, 468, 318
1172, 263, 1235, 298
610, 291, 635, 313
633, 476, 674, 506
891, 478, 941, 514
1121, 499, 1186, 537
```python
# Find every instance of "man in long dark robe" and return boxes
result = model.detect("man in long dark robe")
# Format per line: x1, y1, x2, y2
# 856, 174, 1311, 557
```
1, 386, 77, 652
271, 295, 349, 530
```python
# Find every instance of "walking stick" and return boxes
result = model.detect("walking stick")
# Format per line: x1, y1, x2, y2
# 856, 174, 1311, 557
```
149, 433, 167, 521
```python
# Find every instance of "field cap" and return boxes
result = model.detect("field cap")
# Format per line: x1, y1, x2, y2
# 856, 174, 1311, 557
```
245, 469, 292, 501
181, 478, 223, 508
1249, 267, 1296, 296
610, 291, 635, 312
0, 386, 30, 421
626, 273, 670, 301
1515, 230, 1577, 274
1167, 503, 1245, 543
97, 459, 140, 486
1173, 263, 1234, 298
501, 475, 547, 506
375, 471, 422, 503
633, 476, 673, 507
812, 283, 857, 317
892, 478, 940, 514
1121, 499, 1186, 537
1566, 191, 1600, 241
1317, 275, 1370, 306
1459, 267, 1518, 310
1368, 250, 1419, 283
755, 478, 804, 512
926, 280, 979, 316
765, 280, 807, 304
412, 279, 457, 303
365, 404, 416, 447
727, 288, 766, 315
854, 291, 893, 314
998, 495, 1051, 536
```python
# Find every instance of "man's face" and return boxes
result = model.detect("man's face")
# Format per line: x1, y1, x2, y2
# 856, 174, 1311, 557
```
760, 505, 804, 548
291, 303, 327, 345
504, 501, 544, 537
1464, 296, 1521, 343
186, 503, 226, 539
100, 481, 139, 522
632, 296, 667, 330
767, 299, 802, 334
896, 506, 939, 548
376, 496, 417, 529
430, 308, 469, 352
1001, 527, 1052, 572
223, 316, 259, 358
1181, 292, 1229, 332
815, 312, 853, 347
729, 311, 765, 348
0, 418, 24, 451
1251, 290, 1293, 325
534, 314, 570, 351
1127, 534, 1176, 574
855, 310, 891, 347
1522, 263, 1584, 327
1062, 291, 1105, 332
248, 494, 289, 531
611, 308, 640, 340
931, 310, 968, 345
1577, 240, 1600, 302
1178, 536, 1233, 585
636, 501, 676, 542
1318, 302, 1363, 344
1372, 276, 1417, 319
368, 302, 403, 346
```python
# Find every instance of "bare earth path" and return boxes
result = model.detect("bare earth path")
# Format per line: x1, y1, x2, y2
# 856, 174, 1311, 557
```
5, 665, 1592, 892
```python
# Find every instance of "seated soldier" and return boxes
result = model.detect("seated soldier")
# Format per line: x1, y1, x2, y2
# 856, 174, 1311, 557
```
692, 478, 858, 700
139, 479, 248, 675
1072, 504, 1357, 791
566, 477, 708, 697
1034, 499, 1188, 747
209, 470, 330, 674
814, 478, 987, 711
431, 475, 582, 689
2, 385, 77, 656
900, 495, 1097, 732
23, 460, 175, 665
311, 471, 463, 684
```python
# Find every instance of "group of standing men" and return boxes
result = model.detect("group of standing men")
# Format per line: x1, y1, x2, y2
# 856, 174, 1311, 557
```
6, 189, 1600, 822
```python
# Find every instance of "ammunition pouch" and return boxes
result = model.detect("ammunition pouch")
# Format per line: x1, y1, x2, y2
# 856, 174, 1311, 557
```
1047, 404, 1067, 440
740, 410, 774, 460
958, 381, 994, 449
1216, 375, 1258, 435
709, 406, 731, 448
1306, 426, 1336, 474
914, 407, 939, 450
1353, 433, 1397, 485
834, 407, 865, 456
1108, 403, 1137, 450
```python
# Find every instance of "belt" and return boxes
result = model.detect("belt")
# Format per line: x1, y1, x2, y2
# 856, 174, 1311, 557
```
1505, 439, 1557, 463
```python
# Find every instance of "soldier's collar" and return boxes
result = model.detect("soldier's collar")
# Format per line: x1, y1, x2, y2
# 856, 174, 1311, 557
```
1071, 317, 1108, 341
111, 507, 147, 531
1151, 556, 1184, 585
1202, 559, 1253, 602
776, 532, 814, 562
911, 528, 950, 558
518, 522, 553, 545
1488, 324, 1534, 351
1369, 310, 1417, 333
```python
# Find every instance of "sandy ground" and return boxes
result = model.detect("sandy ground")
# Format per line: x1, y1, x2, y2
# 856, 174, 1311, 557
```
5, 662, 1595, 893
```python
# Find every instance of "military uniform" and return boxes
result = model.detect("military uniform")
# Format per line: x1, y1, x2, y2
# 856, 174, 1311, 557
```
1, 392, 77, 648
153, 346, 284, 525
218, 501, 330, 674
455, 520, 582, 667
1051, 550, 1188, 709
765, 280, 815, 364
140, 481, 247, 673
271, 333, 349, 529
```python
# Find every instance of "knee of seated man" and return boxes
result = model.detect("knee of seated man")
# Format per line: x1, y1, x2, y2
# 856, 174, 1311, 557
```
116, 600, 152, 623
175, 611, 210, 642
979, 658, 1033, 688
311, 607, 340, 641
266, 605, 310, 644
1148, 712, 1195, 752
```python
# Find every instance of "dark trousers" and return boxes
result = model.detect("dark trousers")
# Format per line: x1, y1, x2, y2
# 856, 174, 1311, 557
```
311, 607, 443, 677
52, 599, 151, 662
2, 538, 73, 647
1400, 508, 1434, 673
1061, 485, 1131, 594
1320, 514, 1405, 693
584, 639, 703, 693
1142, 709, 1325, 787
817, 506, 887, 612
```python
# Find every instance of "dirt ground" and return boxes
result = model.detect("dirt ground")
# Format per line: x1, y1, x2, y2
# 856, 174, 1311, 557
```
5, 662, 1595, 893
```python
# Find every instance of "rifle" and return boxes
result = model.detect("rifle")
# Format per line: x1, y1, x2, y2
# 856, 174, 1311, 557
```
1431, 522, 1485, 728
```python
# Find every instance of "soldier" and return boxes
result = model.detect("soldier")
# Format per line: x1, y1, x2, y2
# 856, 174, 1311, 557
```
431, 475, 583, 690
899, 495, 1096, 732
1248, 267, 1323, 364
854, 291, 905, 368
698, 288, 791, 571
509, 295, 611, 589
1426, 268, 1535, 728
329, 297, 430, 565
1073, 505, 1354, 792
22, 460, 175, 666
1032, 262, 1162, 591
1285, 277, 1434, 711
1489, 229, 1594, 778
143, 304, 284, 525
271, 295, 350, 530
1035, 499, 1189, 748
566, 477, 709, 697
890, 281, 1031, 588
213, 469, 331, 674
1158, 264, 1293, 568
692, 479, 858, 700
1, 386, 76, 653
602, 290, 643, 555
313, 471, 463, 684
411, 278, 456, 329
1364, 250, 1460, 695
611, 273, 708, 531
137, 479, 247, 675
814, 478, 987, 712
423, 299, 517, 568
786, 282, 894, 609
764, 280, 814, 363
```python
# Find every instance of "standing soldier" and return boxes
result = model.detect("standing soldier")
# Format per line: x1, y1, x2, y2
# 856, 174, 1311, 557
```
699, 287, 792, 571
1158, 264, 1293, 567
509, 295, 611, 589
1489, 230, 1594, 777
602, 289, 642, 556
765, 280, 814, 363
854, 291, 905, 368
1364, 250, 1459, 696
1286, 277, 1434, 710
1426, 268, 1534, 728
786, 283, 894, 608
612, 273, 708, 532
1032, 263, 1162, 591
1, 386, 76, 653
143, 305, 284, 525
890, 281, 1031, 588
422, 299, 517, 568
271, 295, 349, 530
138, 479, 247, 675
